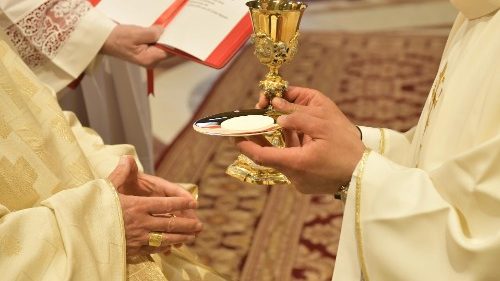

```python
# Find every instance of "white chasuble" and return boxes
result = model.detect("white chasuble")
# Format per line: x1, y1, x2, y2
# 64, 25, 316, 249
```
333, 2, 500, 281
0, 36, 226, 280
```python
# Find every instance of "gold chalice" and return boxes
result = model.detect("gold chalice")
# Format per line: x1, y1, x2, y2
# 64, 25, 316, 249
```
226, 0, 307, 185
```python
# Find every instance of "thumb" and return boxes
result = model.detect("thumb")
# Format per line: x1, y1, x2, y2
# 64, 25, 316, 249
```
149, 25, 165, 41
134, 25, 164, 44
108, 156, 132, 188
126, 156, 139, 181
272, 97, 306, 114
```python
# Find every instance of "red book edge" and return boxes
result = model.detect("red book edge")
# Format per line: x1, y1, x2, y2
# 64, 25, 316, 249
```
90, 0, 251, 69
155, 14, 252, 69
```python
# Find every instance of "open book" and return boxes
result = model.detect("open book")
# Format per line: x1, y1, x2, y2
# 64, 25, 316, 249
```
89, 0, 252, 69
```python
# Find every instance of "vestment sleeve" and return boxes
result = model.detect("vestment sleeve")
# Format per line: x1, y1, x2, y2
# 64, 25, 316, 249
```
359, 126, 416, 165
0, 0, 116, 92
343, 132, 500, 280
64, 111, 144, 178
0, 179, 126, 280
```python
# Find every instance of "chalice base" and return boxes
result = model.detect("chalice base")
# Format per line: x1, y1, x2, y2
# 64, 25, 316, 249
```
226, 154, 290, 185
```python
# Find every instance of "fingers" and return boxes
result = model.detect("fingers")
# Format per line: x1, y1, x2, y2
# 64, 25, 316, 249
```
130, 25, 168, 67
160, 233, 196, 245
244, 135, 272, 147
277, 111, 325, 138
271, 97, 306, 114
139, 196, 197, 214
139, 175, 193, 199
136, 232, 196, 255
133, 25, 164, 44
139, 245, 172, 255
108, 155, 134, 188
124, 156, 139, 182
282, 86, 318, 105
256, 92, 269, 109
137, 46, 169, 67
149, 216, 203, 234
236, 138, 298, 169
283, 128, 301, 147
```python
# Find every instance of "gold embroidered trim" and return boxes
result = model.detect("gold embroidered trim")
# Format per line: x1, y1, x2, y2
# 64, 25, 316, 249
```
355, 149, 371, 281
105, 179, 127, 281
378, 128, 385, 155
417, 62, 447, 167
0, 157, 40, 210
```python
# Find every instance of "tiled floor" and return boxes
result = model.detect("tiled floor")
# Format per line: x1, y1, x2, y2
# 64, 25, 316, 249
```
150, 0, 457, 145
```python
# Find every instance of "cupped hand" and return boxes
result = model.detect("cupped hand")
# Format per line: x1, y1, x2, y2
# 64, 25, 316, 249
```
239, 86, 365, 194
109, 156, 199, 221
109, 157, 203, 257
101, 25, 168, 68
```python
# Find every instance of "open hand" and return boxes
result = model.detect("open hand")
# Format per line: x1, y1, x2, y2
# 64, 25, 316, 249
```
238, 87, 365, 194
101, 25, 168, 68
108, 157, 202, 257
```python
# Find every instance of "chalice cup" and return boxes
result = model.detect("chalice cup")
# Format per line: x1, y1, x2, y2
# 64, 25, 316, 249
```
226, 0, 307, 185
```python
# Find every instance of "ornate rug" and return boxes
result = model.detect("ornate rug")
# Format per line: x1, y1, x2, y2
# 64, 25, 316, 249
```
156, 31, 447, 281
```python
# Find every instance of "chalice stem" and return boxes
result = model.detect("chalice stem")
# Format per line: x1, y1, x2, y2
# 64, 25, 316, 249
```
225, 0, 306, 185
265, 128, 286, 148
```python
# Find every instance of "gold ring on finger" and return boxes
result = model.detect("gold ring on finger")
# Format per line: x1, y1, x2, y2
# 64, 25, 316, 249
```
148, 231, 163, 247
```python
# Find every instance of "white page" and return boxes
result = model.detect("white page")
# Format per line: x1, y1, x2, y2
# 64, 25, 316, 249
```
158, 0, 248, 61
96, 0, 176, 27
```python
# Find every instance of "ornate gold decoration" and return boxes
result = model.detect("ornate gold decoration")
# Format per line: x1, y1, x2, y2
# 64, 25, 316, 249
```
0, 119, 11, 139
417, 62, 447, 166
226, 0, 307, 185
12, 68, 39, 98
379, 128, 386, 155
68, 155, 94, 185
0, 64, 24, 110
106, 180, 127, 278
0, 157, 39, 210
252, 31, 299, 100
424, 63, 448, 131
127, 255, 167, 281
355, 149, 372, 281
51, 117, 76, 143
148, 232, 163, 247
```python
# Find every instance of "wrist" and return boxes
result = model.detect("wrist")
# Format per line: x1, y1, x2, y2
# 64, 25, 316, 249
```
334, 183, 350, 202
334, 148, 372, 202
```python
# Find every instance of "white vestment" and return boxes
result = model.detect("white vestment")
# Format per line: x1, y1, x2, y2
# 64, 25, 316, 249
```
0, 33, 226, 281
0, 0, 154, 172
333, 1, 500, 280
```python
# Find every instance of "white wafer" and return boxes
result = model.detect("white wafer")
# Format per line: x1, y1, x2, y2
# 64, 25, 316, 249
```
221, 115, 275, 131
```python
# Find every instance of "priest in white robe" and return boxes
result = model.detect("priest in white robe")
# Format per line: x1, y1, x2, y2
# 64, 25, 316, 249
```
0, 0, 167, 172
0, 30, 227, 280
237, 0, 500, 280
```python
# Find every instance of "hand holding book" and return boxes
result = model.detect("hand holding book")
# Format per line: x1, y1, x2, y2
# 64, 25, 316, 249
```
91, 0, 252, 69
101, 25, 169, 68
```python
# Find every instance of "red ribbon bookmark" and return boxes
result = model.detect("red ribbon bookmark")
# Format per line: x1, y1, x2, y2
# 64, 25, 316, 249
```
147, 68, 155, 96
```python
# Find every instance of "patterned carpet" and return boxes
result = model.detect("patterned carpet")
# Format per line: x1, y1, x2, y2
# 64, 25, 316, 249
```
156, 31, 447, 281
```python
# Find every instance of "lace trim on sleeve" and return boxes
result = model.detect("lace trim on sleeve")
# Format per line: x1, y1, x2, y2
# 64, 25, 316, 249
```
5, 0, 92, 69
